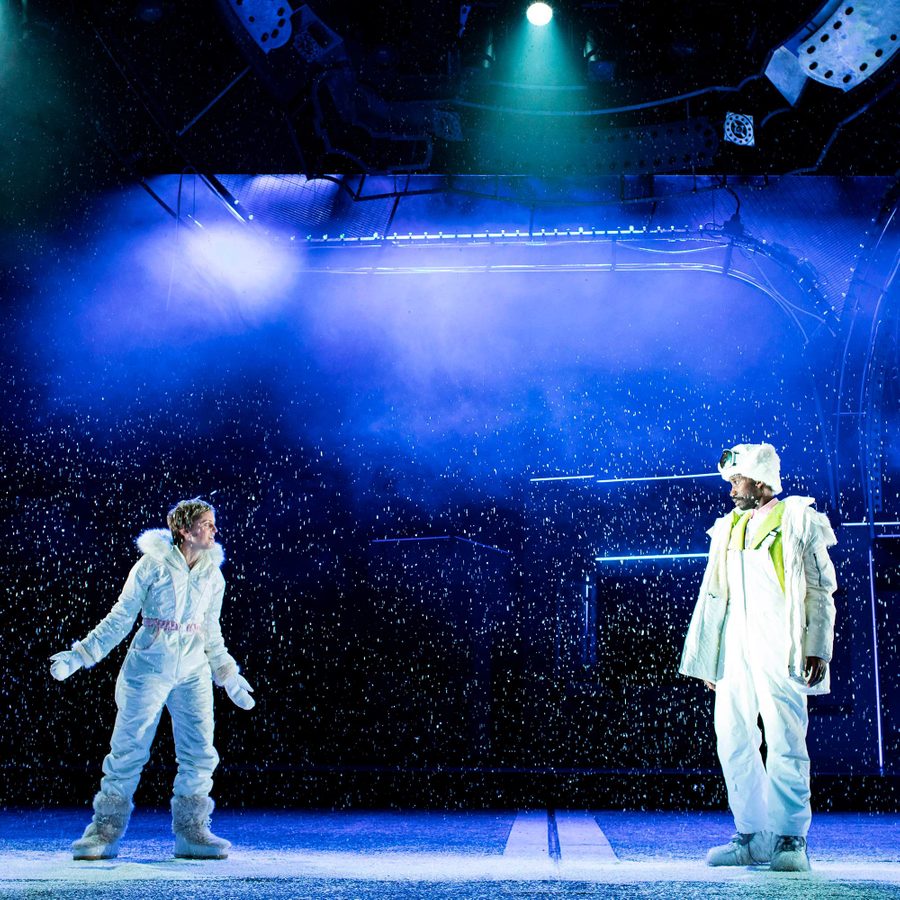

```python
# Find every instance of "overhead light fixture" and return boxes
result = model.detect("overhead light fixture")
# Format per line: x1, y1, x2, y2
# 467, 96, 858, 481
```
526, 2, 553, 27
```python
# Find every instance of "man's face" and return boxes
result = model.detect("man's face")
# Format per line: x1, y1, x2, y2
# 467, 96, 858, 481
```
729, 475, 764, 511
182, 511, 217, 549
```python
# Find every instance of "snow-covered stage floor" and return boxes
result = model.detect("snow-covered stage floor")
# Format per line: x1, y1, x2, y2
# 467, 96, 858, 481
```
3, 808, 900, 898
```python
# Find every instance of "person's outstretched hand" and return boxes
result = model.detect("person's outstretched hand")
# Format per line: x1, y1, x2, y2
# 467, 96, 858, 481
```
223, 672, 255, 709
49, 650, 84, 681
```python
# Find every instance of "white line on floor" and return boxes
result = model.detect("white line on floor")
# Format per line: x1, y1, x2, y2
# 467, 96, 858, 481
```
503, 811, 549, 858
555, 810, 618, 862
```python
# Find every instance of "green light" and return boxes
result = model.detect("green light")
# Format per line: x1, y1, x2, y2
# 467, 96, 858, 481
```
502, 9, 575, 88
526, 3, 553, 26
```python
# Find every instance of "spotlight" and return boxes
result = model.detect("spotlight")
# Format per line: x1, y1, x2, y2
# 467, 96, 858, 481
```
526, 3, 553, 26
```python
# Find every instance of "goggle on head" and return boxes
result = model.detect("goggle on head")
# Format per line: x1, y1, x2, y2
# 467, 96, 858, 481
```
719, 449, 739, 471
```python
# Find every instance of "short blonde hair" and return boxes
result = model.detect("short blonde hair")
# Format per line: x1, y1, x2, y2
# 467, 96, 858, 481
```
166, 498, 215, 545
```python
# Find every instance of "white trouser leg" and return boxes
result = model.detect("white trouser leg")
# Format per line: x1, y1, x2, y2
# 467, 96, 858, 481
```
168, 671, 219, 799
714, 662, 769, 834
753, 667, 811, 837
100, 669, 171, 801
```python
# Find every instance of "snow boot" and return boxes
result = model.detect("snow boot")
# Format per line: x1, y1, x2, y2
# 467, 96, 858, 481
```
706, 830, 775, 866
770, 835, 811, 872
71, 791, 133, 860
172, 795, 231, 859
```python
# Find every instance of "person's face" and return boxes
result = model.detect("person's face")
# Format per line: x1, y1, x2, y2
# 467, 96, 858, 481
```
182, 511, 217, 549
729, 475, 764, 511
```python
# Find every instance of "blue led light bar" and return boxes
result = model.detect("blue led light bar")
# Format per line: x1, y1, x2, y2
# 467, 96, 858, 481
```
369, 535, 511, 554
530, 472, 719, 484
844, 521, 900, 527
529, 474, 596, 482
591, 472, 720, 484
594, 552, 708, 563
867, 547, 885, 772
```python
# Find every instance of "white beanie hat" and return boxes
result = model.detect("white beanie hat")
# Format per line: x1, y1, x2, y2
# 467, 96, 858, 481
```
718, 442, 782, 494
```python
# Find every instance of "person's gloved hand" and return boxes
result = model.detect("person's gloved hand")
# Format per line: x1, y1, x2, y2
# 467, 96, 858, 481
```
50, 650, 84, 681
223, 672, 255, 710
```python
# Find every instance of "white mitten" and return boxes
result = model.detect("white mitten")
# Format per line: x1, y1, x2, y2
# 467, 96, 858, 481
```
223, 673, 255, 710
49, 651, 83, 681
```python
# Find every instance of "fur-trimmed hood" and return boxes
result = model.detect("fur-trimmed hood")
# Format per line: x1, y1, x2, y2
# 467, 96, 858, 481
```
136, 528, 225, 569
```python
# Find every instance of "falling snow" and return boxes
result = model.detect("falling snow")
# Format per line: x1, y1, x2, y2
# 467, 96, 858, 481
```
1, 177, 897, 871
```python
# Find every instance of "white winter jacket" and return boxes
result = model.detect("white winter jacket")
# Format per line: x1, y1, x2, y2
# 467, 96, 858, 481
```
679, 496, 837, 695
75, 530, 239, 683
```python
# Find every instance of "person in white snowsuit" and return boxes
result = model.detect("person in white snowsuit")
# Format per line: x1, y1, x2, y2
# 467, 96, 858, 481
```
680, 443, 837, 872
49, 498, 255, 861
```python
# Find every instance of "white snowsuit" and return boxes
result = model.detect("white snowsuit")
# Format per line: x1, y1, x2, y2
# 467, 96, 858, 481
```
75, 530, 240, 802
680, 497, 837, 837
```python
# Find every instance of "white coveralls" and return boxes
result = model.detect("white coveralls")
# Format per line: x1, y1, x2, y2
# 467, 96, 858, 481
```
680, 497, 837, 838
75, 529, 240, 802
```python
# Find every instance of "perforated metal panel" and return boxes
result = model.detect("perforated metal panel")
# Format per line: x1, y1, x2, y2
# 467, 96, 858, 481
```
800, 0, 900, 91
226, 0, 293, 52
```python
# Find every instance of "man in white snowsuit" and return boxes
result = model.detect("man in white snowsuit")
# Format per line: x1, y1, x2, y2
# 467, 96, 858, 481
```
50, 498, 255, 860
680, 443, 837, 872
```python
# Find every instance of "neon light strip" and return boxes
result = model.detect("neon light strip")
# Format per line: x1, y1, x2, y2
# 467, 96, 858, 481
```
867, 547, 885, 772
844, 521, 900, 527
453, 536, 512, 554
531, 472, 719, 484
369, 535, 511, 554
591, 472, 720, 484
530, 475, 596, 482
305, 226, 697, 244
595, 553, 708, 563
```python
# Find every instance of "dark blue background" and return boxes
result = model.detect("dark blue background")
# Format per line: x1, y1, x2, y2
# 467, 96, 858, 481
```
2, 175, 897, 809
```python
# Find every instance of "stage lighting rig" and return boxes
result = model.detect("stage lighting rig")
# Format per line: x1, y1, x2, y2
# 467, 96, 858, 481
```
526, 3, 554, 27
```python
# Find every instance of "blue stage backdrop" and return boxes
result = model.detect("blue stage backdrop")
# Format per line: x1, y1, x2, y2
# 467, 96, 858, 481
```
2, 175, 898, 808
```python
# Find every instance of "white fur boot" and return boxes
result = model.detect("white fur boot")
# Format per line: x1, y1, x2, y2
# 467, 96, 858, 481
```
171, 795, 231, 859
71, 791, 134, 860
